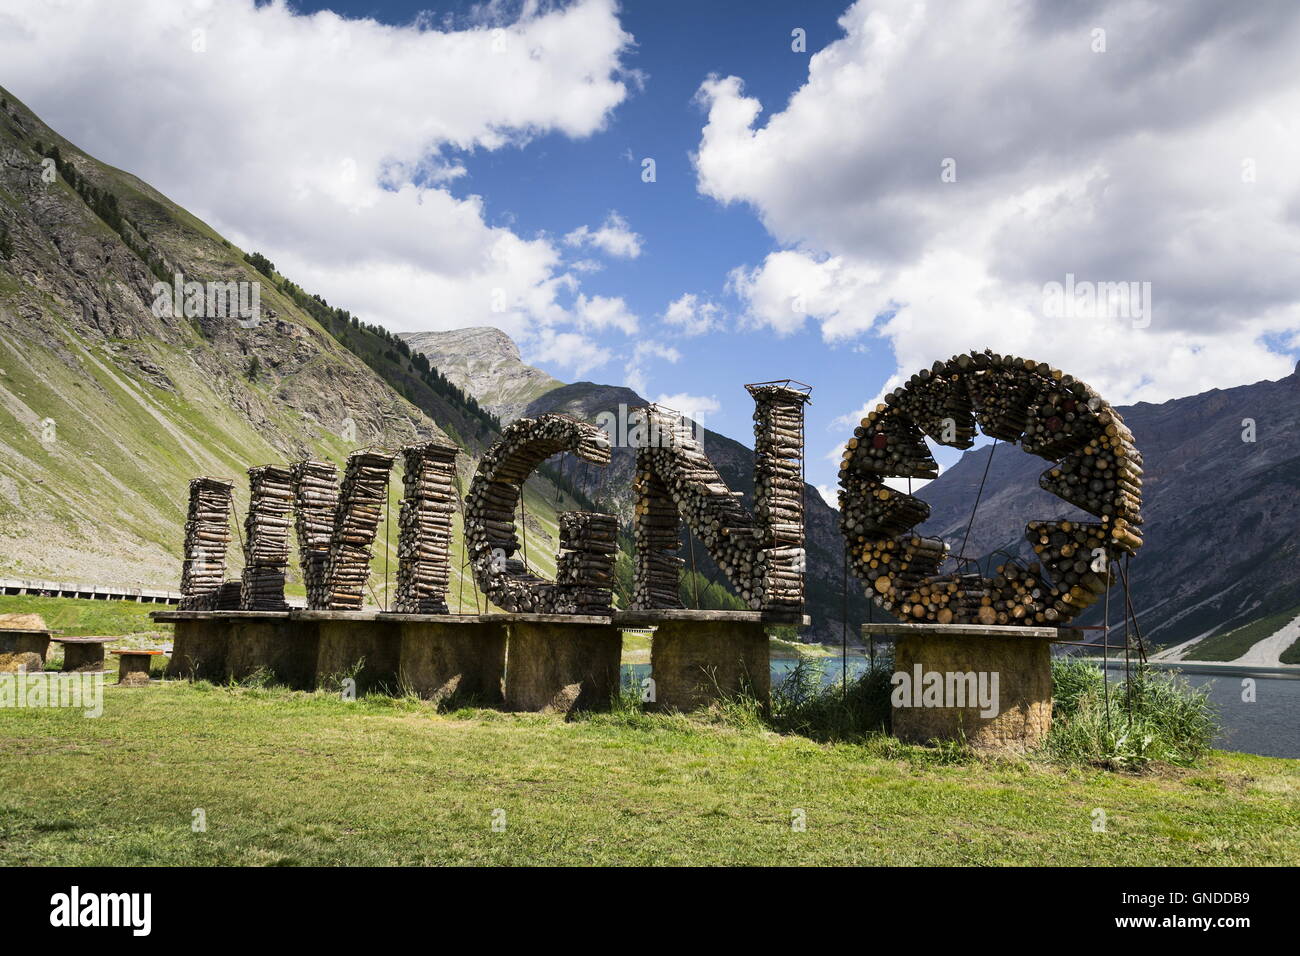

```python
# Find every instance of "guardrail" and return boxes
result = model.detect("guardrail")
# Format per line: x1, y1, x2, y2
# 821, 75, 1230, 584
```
0, 577, 182, 604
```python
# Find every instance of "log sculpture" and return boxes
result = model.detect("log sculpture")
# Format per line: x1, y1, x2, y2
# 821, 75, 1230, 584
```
240, 465, 293, 610
291, 458, 339, 601
631, 383, 810, 613
315, 450, 394, 610
393, 440, 459, 614
464, 414, 613, 614
179, 476, 234, 610
838, 350, 1143, 626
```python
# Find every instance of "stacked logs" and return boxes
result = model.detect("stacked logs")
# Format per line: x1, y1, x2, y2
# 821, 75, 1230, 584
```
554, 511, 617, 614
179, 477, 234, 610
393, 440, 459, 614
314, 451, 393, 610
841, 411, 939, 481
893, 362, 977, 448
839, 349, 1143, 627
212, 581, 243, 610
958, 353, 1039, 441
633, 404, 762, 608
239, 465, 293, 610
748, 384, 810, 609
630, 393, 809, 614
291, 459, 339, 600
464, 414, 612, 614
632, 464, 684, 609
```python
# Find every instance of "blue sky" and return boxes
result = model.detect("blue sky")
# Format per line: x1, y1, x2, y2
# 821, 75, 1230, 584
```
286, 0, 889, 484
4, 0, 1298, 499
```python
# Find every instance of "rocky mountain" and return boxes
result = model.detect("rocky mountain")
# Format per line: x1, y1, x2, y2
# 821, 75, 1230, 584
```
400, 327, 562, 423
914, 367, 1300, 648
0, 85, 575, 601
398, 332, 870, 643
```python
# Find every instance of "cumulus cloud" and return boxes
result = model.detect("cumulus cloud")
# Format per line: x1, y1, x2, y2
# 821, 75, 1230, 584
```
0, 0, 635, 341
695, 0, 1300, 414
565, 211, 643, 259
654, 392, 720, 427
662, 292, 725, 336
624, 341, 681, 396
526, 329, 611, 378
575, 293, 639, 335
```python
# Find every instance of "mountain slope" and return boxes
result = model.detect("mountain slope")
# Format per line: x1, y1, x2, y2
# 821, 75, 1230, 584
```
399, 330, 869, 642
915, 367, 1300, 647
0, 85, 575, 604
401, 327, 563, 423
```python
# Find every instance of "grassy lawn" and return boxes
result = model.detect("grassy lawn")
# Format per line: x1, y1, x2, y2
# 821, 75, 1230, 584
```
0, 680, 1296, 866
0, 594, 167, 639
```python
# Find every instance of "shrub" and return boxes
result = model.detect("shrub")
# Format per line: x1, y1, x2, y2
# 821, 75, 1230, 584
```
1047, 657, 1217, 769
768, 654, 893, 742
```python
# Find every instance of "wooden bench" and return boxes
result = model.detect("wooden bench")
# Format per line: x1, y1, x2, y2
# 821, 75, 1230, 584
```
53, 636, 114, 673
110, 649, 163, 686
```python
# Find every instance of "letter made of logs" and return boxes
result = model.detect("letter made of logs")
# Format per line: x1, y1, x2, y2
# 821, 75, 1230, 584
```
464, 414, 614, 614
630, 383, 811, 613
838, 350, 1143, 626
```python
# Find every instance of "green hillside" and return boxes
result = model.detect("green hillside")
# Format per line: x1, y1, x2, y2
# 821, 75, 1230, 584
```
0, 85, 578, 607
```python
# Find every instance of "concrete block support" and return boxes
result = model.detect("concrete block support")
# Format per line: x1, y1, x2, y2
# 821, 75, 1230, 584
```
0, 630, 50, 673
504, 621, 622, 713
648, 619, 770, 712
883, 626, 1054, 752
315, 620, 402, 695
398, 621, 507, 707
165, 619, 231, 681
226, 620, 321, 689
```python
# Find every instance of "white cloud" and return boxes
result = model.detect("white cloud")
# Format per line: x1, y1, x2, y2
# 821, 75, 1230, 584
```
662, 292, 724, 336
525, 329, 611, 378
653, 392, 720, 427
564, 211, 643, 258
575, 293, 639, 335
624, 340, 681, 396
726, 252, 879, 339
695, 0, 1300, 418
0, 0, 635, 341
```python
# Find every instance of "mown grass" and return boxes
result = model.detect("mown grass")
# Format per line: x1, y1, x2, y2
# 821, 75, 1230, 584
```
0, 594, 166, 638
0, 672, 1295, 866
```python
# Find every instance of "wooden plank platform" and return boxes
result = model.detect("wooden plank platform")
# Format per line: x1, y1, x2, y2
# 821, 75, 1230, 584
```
860, 623, 1062, 640
614, 609, 809, 626
152, 610, 611, 626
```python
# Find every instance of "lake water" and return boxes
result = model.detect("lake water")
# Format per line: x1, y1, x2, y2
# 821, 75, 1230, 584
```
621, 657, 1300, 759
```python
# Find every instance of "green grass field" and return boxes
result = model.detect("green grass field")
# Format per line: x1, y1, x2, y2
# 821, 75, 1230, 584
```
0, 680, 1295, 866
0, 594, 165, 639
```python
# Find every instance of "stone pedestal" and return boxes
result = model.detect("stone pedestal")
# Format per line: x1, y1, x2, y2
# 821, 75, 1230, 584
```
227, 619, 320, 689
58, 638, 112, 672
314, 619, 402, 695
868, 624, 1055, 752
398, 620, 506, 707
0, 629, 50, 672
504, 619, 622, 713
165, 618, 232, 681
648, 619, 770, 712
114, 650, 160, 686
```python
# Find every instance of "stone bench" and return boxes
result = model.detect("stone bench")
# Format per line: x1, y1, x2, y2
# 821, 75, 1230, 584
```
53, 636, 114, 672
111, 649, 163, 686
